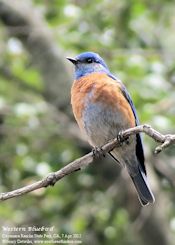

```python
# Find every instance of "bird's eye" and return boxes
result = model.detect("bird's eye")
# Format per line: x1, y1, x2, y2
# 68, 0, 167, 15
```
86, 58, 93, 63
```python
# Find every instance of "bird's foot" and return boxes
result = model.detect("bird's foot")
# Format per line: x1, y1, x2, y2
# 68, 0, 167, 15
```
117, 131, 130, 146
92, 146, 106, 159
117, 131, 124, 146
125, 136, 130, 145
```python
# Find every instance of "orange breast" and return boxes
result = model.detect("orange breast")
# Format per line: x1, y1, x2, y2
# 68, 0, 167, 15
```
71, 72, 135, 129
71, 75, 95, 124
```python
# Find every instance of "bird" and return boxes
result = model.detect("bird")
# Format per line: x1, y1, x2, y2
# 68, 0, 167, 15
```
67, 51, 155, 206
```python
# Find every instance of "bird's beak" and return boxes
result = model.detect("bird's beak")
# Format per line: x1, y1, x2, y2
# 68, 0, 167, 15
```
66, 57, 78, 65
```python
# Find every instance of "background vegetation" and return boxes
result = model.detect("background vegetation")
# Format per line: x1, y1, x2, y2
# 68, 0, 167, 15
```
0, 0, 175, 244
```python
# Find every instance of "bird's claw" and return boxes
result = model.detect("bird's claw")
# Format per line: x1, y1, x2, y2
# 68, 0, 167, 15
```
117, 131, 124, 146
117, 131, 130, 146
92, 146, 106, 159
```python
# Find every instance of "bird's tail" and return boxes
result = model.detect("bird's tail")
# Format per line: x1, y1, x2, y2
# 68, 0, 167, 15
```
130, 165, 155, 206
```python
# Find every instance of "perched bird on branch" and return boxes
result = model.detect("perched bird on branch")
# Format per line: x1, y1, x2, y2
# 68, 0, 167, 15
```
67, 52, 155, 206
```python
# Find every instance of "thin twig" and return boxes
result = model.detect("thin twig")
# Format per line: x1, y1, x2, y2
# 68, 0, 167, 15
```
0, 124, 174, 201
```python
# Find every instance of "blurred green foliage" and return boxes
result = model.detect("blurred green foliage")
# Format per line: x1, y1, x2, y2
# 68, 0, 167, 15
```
0, 0, 175, 245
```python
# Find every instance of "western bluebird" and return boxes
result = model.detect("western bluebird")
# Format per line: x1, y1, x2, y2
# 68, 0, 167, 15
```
67, 52, 155, 206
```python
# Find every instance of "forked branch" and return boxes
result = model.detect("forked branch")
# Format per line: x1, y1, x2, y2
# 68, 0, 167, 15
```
0, 124, 174, 201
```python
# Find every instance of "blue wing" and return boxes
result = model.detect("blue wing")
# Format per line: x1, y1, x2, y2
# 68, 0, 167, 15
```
108, 73, 146, 175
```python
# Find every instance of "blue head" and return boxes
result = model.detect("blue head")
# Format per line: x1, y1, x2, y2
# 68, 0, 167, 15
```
67, 52, 110, 79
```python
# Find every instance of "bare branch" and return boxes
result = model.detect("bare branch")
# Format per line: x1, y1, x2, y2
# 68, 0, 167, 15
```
122, 124, 175, 153
0, 124, 174, 201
